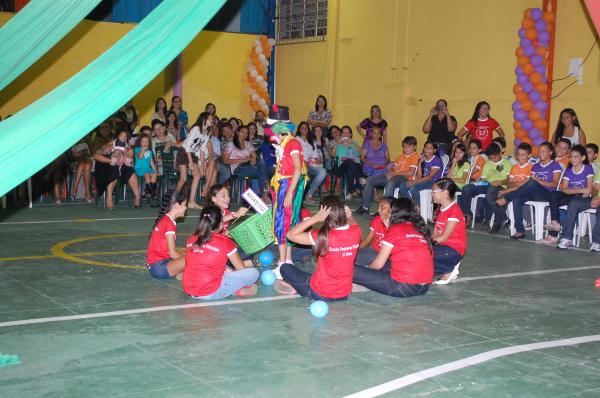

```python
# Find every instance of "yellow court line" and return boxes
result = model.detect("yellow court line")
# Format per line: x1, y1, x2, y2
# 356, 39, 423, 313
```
0, 250, 146, 262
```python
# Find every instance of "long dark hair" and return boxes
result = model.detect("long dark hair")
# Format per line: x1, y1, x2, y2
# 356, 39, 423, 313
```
207, 184, 226, 207
194, 206, 223, 246
150, 190, 186, 239
192, 111, 211, 132
315, 95, 328, 111
389, 198, 433, 252
553, 108, 580, 144
296, 121, 310, 138
308, 126, 326, 150
539, 141, 556, 160
170, 96, 182, 110
233, 125, 249, 150
452, 142, 468, 168
470, 101, 491, 128
165, 111, 179, 131
314, 195, 347, 257
569, 144, 589, 167
155, 97, 167, 113
205, 102, 216, 115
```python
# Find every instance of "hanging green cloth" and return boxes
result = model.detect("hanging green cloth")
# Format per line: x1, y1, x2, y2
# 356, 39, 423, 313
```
0, 0, 103, 92
0, 0, 226, 197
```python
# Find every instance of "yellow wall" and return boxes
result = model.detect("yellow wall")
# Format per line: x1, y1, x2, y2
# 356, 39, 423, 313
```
276, 0, 600, 154
0, 13, 258, 126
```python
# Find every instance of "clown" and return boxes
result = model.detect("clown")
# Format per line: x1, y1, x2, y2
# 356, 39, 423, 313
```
264, 105, 308, 275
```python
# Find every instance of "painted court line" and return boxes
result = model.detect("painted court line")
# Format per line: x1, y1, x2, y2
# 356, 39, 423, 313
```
343, 334, 600, 398
0, 216, 156, 225
456, 265, 600, 282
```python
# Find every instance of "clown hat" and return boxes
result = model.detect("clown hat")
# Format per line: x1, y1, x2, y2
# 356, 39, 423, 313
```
266, 104, 290, 125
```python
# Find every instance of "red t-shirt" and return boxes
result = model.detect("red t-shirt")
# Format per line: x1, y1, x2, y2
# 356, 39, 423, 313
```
300, 208, 312, 220
146, 214, 177, 265
382, 223, 433, 284
308, 224, 362, 298
464, 118, 500, 150
369, 216, 387, 252
182, 232, 238, 297
434, 202, 467, 256
223, 208, 232, 232
278, 139, 303, 176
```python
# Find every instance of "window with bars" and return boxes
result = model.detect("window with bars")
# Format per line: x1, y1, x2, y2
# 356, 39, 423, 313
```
276, 0, 327, 43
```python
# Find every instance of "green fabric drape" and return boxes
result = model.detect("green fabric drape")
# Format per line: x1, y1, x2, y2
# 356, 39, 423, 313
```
0, 0, 226, 197
0, 0, 102, 92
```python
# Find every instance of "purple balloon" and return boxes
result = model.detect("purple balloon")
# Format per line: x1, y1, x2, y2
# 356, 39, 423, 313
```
521, 38, 532, 47
535, 20, 547, 32
534, 137, 546, 146
538, 31, 550, 42
535, 65, 546, 75
539, 40, 550, 48
518, 28, 526, 39
534, 101, 548, 111
522, 81, 534, 93
530, 90, 542, 102
541, 75, 548, 83
515, 110, 528, 121
529, 128, 541, 140
522, 119, 533, 131
518, 74, 529, 84
512, 101, 522, 112
515, 138, 522, 147
515, 66, 524, 75
531, 54, 543, 66
531, 8, 543, 20
524, 45, 535, 56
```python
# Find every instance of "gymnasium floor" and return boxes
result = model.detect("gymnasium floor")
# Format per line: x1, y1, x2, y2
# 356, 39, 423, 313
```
1, 203, 600, 397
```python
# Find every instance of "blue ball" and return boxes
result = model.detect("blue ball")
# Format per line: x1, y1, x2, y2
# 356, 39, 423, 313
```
258, 251, 274, 267
260, 270, 276, 286
309, 300, 329, 318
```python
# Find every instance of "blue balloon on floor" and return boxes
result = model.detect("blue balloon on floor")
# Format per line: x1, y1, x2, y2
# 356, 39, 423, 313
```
260, 270, 276, 286
309, 300, 329, 318
258, 251, 274, 267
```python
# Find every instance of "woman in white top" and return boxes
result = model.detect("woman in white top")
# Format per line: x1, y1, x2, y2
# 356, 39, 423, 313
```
184, 112, 214, 208
151, 97, 168, 124
222, 125, 267, 196
551, 108, 586, 147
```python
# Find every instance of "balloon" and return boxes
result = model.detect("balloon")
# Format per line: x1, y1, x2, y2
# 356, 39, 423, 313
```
533, 137, 545, 146
514, 138, 522, 148
309, 301, 329, 318
256, 75, 264, 82
515, 110, 528, 121
529, 90, 542, 102
258, 54, 266, 62
521, 136, 533, 145
260, 270, 276, 285
524, 45, 535, 57
255, 45, 264, 54
534, 83, 547, 94
529, 109, 542, 121
517, 55, 529, 66
535, 47, 548, 57
250, 69, 258, 78
538, 31, 550, 42
520, 38, 532, 47
513, 84, 523, 94
522, 119, 533, 131
522, 18, 534, 29
515, 66, 524, 75
518, 28, 526, 39
525, 28, 537, 40
530, 72, 543, 84
512, 101, 522, 112
522, 81, 534, 93
251, 93, 259, 101
513, 120, 522, 130
534, 119, 548, 130
531, 54, 543, 66
524, 9, 532, 18
515, 92, 527, 102
531, 8, 543, 20
521, 64, 534, 75
543, 12, 555, 23
268, 38, 276, 46
534, 65, 546, 75
541, 75, 547, 83
521, 100, 534, 112
517, 74, 529, 84
516, 47, 525, 57
516, 129, 528, 139
529, 128, 541, 139
535, 20, 547, 32
534, 101, 548, 111
258, 98, 266, 106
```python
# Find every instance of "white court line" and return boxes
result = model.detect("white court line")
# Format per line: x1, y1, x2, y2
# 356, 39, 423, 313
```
0, 217, 156, 225
1, 264, 598, 328
343, 334, 600, 398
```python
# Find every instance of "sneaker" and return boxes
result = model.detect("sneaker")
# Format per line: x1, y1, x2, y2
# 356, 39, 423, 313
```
273, 280, 296, 295
557, 238, 573, 250
489, 224, 501, 234
590, 243, 600, 253
434, 263, 461, 285
540, 235, 559, 245
544, 221, 561, 232
272, 262, 285, 280
354, 206, 369, 215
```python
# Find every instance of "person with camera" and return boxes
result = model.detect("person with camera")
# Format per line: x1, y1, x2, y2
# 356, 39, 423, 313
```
422, 99, 457, 157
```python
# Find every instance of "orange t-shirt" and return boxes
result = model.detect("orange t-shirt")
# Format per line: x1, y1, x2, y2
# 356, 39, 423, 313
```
469, 155, 486, 181
391, 152, 419, 179
509, 162, 533, 183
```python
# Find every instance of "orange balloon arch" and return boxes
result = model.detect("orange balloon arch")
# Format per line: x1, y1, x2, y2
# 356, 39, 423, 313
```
246, 35, 275, 115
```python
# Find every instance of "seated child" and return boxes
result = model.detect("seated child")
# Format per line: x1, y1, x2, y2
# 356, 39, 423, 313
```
352, 198, 433, 297
446, 142, 471, 189
355, 197, 393, 268
111, 129, 133, 167
586, 143, 599, 174
397, 141, 443, 203
183, 206, 259, 299
134, 134, 159, 203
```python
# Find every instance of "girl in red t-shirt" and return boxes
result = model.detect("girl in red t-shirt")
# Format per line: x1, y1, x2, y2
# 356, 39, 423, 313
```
353, 198, 433, 297
355, 197, 393, 268
274, 195, 362, 301
146, 190, 187, 279
183, 206, 259, 299
431, 178, 467, 285
457, 101, 505, 150
206, 184, 249, 234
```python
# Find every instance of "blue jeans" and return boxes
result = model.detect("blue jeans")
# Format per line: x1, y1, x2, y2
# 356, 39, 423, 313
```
548, 192, 582, 236
397, 179, 434, 203
307, 165, 327, 197
561, 197, 600, 243
217, 161, 231, 185
360, 174, 407, 209
458, 183, 495, 219
434, 245, 462, 275
148, 259, 172, 279
354, 247, 391, 270
503, 180, 550, 233
352, 266, 430, 298
189, 268, 259, 300
280, 263, 348, 301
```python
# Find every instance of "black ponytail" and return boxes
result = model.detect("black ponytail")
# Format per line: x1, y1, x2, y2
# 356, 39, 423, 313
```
389, 198, 434, 252
314, 195, 347, 257
149, 190, 185, 239
194, 206, 223, 246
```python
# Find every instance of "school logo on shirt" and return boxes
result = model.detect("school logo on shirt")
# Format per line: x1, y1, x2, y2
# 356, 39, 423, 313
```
475, 127, 490, 140
329, 243, 360, 257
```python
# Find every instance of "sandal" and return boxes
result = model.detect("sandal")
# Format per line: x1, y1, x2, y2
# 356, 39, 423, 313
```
273, 280, 297, 295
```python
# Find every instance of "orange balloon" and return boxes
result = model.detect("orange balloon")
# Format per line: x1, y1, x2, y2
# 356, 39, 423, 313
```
530, 72, 542, 84
250, 81, 259, 89
534, 119, 548, 130
531, 147, 539, 157
534, 83, 547, 94
522, 63, 535, 75
529, 109, 542, 121
546, 22, 554, 33
513, 84, 524, 94
513, 121, 522, 130
525, 28, 537, 40
516, 92, 528, 102
517, 55, 529, 66
521, 137, 533, 145
524, 9, 532, 18
543, 12, 555, 23
521, 100, 534, 111
515, 47, 525, 57
522, 18, 534, 29
516, 129, 529, 139
535, 46, 547, 57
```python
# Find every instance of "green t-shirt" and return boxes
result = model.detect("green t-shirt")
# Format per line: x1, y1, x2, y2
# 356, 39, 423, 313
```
481, 158, 513, 187
450, 161, 471, 188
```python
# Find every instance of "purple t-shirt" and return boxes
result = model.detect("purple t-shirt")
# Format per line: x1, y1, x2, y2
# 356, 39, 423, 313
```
422, 155, 443, 180
531, 160, 563, 191
563, 164, 594, 189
